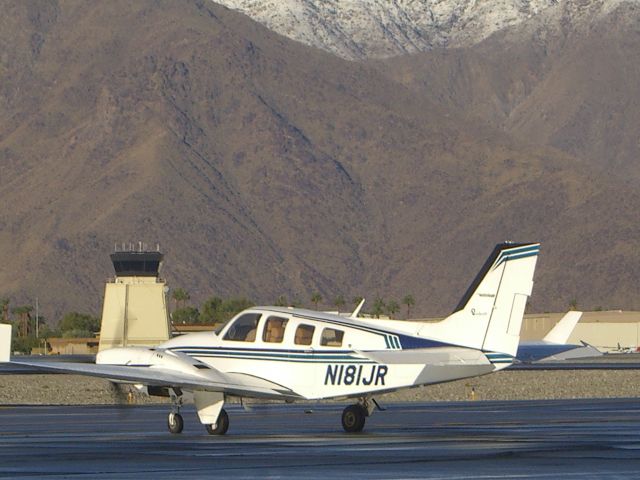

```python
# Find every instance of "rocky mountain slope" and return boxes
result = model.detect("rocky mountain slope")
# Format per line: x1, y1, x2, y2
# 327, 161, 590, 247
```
219, 0, 640, 181
216, 0, 631, 60
377, 0, 640, 182
1, 0, 640, 322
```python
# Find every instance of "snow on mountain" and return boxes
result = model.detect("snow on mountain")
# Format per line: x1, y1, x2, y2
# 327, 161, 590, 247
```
216, 0, 632, 60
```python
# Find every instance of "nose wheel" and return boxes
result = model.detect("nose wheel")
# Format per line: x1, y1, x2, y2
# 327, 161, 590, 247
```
167, 388, 184, 434
168, 412, 184, 434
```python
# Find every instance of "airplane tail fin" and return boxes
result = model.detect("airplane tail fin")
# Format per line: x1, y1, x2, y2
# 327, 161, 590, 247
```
0, 323, 11, 362
420, 243, 540, 358
543, 311, 582, 344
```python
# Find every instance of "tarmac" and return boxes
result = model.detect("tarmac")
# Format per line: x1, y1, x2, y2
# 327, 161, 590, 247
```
2, 398, 640, 479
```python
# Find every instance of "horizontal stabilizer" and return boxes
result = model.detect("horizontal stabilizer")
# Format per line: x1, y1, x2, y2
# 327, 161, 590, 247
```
356, 347, 489, 366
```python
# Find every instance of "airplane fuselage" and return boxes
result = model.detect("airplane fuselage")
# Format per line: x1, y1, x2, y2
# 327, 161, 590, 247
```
159, 307, 502, 400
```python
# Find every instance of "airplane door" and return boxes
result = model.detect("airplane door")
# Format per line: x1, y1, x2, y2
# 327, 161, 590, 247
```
291, 323, 317, 393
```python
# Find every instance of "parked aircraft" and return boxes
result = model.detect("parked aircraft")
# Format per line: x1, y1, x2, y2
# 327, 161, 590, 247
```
516, 311, 588, 362
1, 242, 539, 434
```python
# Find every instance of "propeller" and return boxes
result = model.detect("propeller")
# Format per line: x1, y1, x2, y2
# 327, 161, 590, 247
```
107, 381, 138, 420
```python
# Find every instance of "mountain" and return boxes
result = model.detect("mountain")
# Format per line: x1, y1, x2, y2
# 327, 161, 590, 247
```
376, 0, 640, 181
216, 0, 631, 60
217, 1, 640, 180
1, 0, 640, 323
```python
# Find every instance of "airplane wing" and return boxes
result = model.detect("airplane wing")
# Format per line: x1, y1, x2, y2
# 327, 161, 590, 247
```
538, 341, 603, 361
516, 312, 584, 362
515, 342, 581, 363
10, 359, 301, 400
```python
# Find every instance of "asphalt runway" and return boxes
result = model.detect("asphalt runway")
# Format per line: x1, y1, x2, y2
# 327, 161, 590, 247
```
2, 399, 640, 479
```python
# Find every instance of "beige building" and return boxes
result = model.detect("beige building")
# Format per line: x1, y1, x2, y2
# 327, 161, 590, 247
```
47, 337, 99, 355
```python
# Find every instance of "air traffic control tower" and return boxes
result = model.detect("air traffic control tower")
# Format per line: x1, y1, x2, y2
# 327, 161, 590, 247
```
98, 245, 171, 351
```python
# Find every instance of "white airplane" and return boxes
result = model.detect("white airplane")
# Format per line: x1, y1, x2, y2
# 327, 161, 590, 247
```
516, 311, 586, 362
0, 242, 539, 434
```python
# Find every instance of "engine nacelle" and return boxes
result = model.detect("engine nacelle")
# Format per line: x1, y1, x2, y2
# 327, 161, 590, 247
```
96, 347, 210, 376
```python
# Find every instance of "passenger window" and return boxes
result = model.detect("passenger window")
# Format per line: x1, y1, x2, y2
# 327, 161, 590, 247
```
263, 316, 288, 343
224, 313, 261, 342
294, 324, 315, 346
320, 328, 344, 347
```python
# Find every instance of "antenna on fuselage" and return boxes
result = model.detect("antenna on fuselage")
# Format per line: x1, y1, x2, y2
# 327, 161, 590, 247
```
350, 298, 365, 318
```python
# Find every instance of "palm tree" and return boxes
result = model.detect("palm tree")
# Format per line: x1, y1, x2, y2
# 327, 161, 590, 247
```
569, 298, 578, 311
386, 299, 400, 318
12, 305, 33, 337
402, 294, 415, 318
171, 288, 190, 312
334, 295, 346, 311
0, 298, 9, 323
372, 297, 385, 318
311, 293, 322, 310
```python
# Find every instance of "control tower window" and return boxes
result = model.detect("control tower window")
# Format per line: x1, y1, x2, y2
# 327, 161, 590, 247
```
224, 313, 261, 342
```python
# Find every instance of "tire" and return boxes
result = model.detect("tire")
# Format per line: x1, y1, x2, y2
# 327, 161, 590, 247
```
168, 412, 184, 434
342, 404, 366, 433
205, 408, 229, 435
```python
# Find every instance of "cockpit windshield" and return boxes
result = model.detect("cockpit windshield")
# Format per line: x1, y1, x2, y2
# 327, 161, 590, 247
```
223, 313, 261, 342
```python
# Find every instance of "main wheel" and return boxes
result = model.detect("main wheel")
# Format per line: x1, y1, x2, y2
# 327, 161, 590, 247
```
205, 408, 229, 435
168, 412, 184, 434
342, 404, 366, 433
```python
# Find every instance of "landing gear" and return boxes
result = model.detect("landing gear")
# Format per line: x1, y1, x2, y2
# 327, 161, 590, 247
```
168, 412, 184, 434
205, 408, 229, 435
341, 404, 367, 433
167, 388, 185, 434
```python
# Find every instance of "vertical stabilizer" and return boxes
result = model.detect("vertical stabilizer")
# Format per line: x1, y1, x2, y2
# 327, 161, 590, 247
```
543, 311, 582, 344
479, 243, 539, 356
418, 243, 540, 357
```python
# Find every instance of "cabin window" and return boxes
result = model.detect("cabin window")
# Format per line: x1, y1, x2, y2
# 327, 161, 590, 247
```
263, 316, 288, 343
294, 324, 315, 346
320, 328, 344, 347
224, 313, 261, 342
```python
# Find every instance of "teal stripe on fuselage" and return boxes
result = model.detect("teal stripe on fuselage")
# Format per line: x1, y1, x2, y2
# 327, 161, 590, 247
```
485, 351, 515, 365
171, 347, 375, 364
